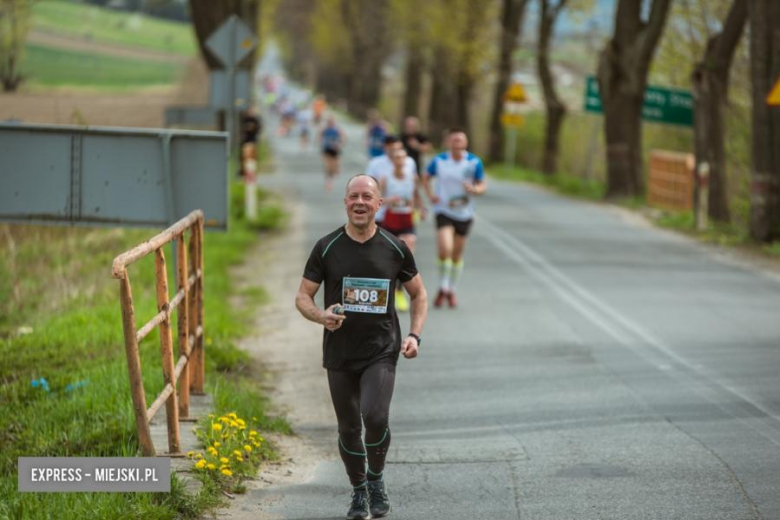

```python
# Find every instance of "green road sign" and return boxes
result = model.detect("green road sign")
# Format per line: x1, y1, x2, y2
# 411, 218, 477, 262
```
584, 76, 693, 126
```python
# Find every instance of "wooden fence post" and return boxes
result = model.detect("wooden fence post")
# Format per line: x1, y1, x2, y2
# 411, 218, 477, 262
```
118, 270, 155, 457
176, 234, 190, 418
155, 249, 181, 454
190, 220, 205, 394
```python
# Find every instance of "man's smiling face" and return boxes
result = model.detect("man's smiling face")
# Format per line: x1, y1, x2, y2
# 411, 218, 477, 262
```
344, 175, 382, 229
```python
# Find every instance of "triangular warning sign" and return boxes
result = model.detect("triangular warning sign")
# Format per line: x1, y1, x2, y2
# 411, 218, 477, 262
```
767, 77, 780, 106
504, 83, 527, 103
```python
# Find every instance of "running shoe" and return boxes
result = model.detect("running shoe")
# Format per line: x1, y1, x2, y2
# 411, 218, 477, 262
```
434, 289, 448, 308
346, 487, 370, 520
395, 289, 409, 312
447, 291, 458, 308
368, 479, 390, 518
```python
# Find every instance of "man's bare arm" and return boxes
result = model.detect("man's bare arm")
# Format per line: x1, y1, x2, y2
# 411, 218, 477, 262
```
400, 274, 427, 358
295, 278, 345, 331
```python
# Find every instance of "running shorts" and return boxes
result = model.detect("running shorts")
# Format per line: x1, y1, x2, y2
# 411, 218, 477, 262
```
435, 213, 472, 236
382, 211, 415, 236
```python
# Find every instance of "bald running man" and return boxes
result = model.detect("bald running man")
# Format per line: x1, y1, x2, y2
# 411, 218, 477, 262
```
295, 175, 428, 519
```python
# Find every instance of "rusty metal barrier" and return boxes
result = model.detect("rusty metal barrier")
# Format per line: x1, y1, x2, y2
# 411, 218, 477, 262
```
112, 210, 205, 457
648, 150, 695, 211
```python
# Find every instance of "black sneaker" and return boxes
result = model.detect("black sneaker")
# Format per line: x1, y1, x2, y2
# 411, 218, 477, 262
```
346, 486, 371, 520
367, 479, 390, 518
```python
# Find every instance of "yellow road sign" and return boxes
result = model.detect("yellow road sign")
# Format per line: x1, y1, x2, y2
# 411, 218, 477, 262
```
503, 83, 527, 103
767, 77, 780, 106
501, 113, 524, 128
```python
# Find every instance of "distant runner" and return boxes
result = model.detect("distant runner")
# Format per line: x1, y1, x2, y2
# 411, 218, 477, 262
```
379, 147, 424, 313
366, 109, 388, 159
321, 116, 346, 191
423, 128, 486, 308
366, 136, 418, 313
400, 116, 431, 177
313, 94, 327, 126
295, 174, 428, 520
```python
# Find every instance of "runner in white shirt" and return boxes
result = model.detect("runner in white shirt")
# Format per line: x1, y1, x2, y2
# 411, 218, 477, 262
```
422, 128, 486, 309
366, 135, 418, 312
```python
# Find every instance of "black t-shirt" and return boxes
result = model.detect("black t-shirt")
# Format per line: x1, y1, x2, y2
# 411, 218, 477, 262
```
303, 226, 419, 371
400, 132, 429, 175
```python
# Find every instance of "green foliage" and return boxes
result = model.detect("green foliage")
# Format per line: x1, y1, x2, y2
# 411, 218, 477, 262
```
21, 43, 184, 89
230, 182, 288, 231
489, 163, 605, 200
0, 192, 288, 516
31, 0, 197, 55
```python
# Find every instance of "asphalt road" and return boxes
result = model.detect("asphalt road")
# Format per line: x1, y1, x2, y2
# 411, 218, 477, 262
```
250, 93, 780, 520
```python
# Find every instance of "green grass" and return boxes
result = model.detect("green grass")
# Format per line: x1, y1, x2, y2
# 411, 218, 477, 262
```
489, 163, 605, 200
32, 0, 197, 56
0, 159, 290, 519
21, 44, 184, 89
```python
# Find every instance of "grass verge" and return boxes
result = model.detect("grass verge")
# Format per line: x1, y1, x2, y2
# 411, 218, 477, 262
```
488, 163, 605, 200
0, 177, 289, 518
32, 0, 196, 56
21, 44, 185, 90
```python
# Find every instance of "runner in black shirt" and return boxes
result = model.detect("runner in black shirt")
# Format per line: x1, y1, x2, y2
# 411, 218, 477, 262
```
295, 174, 428, 519
399, 116, 432, 177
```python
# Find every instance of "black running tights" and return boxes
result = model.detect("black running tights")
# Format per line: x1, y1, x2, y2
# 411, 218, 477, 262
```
327, 362, 396, 487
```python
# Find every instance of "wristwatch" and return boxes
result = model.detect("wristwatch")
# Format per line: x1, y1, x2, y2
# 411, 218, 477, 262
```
407, 333, 421, 346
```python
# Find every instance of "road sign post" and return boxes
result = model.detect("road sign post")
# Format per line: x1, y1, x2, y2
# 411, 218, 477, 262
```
205, 15, 258, 150
501, 83, 528, 168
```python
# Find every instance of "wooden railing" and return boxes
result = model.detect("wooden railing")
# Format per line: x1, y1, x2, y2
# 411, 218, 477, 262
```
112, 210, 205, 457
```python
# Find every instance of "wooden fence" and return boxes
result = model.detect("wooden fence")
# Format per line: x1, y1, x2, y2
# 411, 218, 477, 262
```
112, 210, 205, 457
647, 150, 695, 211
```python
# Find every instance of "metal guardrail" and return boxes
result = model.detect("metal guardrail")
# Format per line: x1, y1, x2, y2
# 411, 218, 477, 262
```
112, 210, 205, 457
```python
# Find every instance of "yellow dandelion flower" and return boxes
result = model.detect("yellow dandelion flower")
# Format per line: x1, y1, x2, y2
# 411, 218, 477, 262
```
249, 430, 258, 437
220, 416, 230, 424
212, 423, 222, 431
195, 460, 206, 469
220, 457, 229, 464
236, 418, 246, 426
233, 450, 243, 457
230, 420, 239, 428
186, 451, 194, 458
259, 437, 265, 442
228, 412, 238, 419
207, 463, 216, 470
213, 441, 220, 447
221, 469, 233, 477
244, 445, 252, 452
195, 452, 204, 459
253, 441, 260, 447
207, 447, 218, 455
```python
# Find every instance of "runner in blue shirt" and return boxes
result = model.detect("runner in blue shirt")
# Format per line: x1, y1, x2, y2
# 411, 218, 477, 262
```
366, 109, 388, 158
422, 128, 487, 308
320, 116, 346, 191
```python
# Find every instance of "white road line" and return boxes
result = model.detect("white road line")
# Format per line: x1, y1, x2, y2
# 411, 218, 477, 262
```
478, 215, 780, 447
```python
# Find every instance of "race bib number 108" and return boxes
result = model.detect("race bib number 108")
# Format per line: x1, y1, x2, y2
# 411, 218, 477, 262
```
342, 277, 390, 314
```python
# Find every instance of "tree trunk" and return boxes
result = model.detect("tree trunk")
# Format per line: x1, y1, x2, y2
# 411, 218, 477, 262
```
428, 46, 458, 142
342, 0, 389, 119
597, 0, 672, 199
401, 44, 424, 122
602, 89, 644, 197
749, 0, 780, 241
691, 0, 748, 224
537, 0, 568, 175
488, 0, 528, 163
